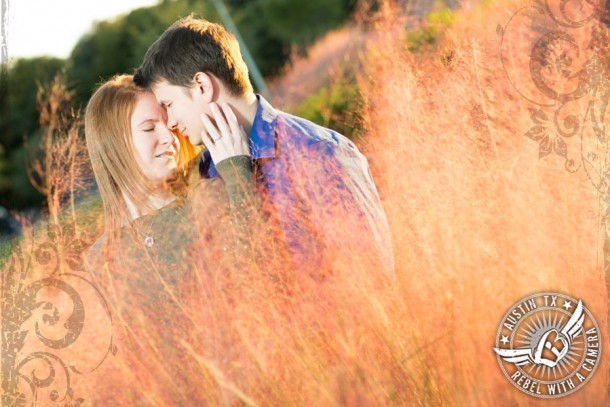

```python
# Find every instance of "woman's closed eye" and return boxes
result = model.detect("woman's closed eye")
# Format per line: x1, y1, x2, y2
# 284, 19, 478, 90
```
143, 126, 155, 132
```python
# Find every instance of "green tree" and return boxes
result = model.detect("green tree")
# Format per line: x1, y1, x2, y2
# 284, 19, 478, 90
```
0, 57, 65, 150
0, 58, 64, 209
65, 0, 357, 101
0, 144, 8, 194
231, 0, 357, 76
5, 132, 45, 209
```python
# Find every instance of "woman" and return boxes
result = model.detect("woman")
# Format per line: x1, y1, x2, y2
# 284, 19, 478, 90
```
85, 73, 253, 244
82, 74, 257, 405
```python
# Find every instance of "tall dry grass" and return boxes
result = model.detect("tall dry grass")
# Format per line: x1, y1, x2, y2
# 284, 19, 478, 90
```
355, 0, 608, 405
3, 0, 609, 406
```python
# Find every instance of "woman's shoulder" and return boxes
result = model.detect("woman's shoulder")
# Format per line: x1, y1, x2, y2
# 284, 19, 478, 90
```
85, 233, 108, 273
88, 233, 107, 255
187, 176, 225, 202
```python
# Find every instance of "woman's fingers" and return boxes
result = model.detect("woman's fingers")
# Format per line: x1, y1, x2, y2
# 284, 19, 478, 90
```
200, 112, 221, 142
210, 103, 231, 142
216, 102, 245, 153
225, 105, 250, 156
200, 102, 250, 164
199, 120, 217, 155
221, 102, 241, 137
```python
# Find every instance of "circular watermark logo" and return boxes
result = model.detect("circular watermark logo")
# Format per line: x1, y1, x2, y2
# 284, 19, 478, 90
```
493, 292, 601, 398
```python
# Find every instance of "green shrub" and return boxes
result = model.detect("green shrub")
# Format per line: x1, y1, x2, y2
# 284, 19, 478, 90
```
405, 8, 456, 52
293, 76, 365, 141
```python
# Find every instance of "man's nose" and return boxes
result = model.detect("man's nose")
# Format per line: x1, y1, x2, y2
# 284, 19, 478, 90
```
166, 110, 178, 130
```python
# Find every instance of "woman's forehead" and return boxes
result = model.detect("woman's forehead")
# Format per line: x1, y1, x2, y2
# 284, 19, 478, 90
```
131, 92, 167, 125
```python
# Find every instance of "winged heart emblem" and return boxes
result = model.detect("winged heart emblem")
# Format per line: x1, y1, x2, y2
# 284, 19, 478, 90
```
494, 300, 585, 368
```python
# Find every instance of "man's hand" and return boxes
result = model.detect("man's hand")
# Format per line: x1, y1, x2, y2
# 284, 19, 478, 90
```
200, 102, 250, 165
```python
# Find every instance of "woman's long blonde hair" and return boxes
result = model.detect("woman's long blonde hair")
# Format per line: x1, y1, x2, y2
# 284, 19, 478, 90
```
85, 74, 200, 238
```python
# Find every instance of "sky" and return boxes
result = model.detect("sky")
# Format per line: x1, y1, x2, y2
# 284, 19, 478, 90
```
4, 0, 160, 61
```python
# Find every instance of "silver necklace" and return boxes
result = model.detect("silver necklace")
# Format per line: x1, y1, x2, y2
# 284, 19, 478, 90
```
141, 213, 158, 248
138, 196, 175, 248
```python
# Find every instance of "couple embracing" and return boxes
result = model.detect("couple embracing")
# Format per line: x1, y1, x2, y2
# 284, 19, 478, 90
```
86, 15, 394, 283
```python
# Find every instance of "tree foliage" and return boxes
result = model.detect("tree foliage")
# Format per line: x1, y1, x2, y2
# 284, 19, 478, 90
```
230, 0, 357, 75
0, 58, 65, 209
1, 57, 65, 150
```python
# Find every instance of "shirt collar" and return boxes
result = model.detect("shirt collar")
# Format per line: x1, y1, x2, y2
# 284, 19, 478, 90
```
250, 94, 279, 159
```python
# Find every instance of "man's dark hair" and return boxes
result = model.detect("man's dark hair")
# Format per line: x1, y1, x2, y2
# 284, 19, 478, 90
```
134, 15, 252, 96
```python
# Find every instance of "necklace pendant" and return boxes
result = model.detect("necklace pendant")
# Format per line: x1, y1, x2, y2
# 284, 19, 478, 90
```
144, 235, 155, 247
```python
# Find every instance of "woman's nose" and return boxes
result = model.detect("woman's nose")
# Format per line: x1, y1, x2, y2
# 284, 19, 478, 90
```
158, 125, 175, 145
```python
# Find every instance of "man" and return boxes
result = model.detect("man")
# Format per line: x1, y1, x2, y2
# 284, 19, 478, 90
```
134, 16, 394, 279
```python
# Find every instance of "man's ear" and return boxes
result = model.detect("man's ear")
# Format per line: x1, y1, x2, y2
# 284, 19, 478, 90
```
192, 72, 214, 103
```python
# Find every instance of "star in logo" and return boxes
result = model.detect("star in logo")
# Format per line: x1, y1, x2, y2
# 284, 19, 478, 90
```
500, 335, 510, 345
563, 300, 572, 310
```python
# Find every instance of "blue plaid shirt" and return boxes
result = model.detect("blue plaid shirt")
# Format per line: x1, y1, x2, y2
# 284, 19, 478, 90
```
201, 95, 394, 278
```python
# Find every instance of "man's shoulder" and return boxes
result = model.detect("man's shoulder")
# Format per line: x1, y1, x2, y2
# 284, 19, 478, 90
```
275, 110, 355, 152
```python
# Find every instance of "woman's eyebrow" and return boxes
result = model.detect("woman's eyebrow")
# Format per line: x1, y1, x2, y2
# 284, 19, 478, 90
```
138, 119, 156, 127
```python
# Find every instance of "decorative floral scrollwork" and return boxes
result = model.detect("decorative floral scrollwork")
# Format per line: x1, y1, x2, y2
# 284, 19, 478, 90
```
499, 0, 610, 189
1, 223, 117, 406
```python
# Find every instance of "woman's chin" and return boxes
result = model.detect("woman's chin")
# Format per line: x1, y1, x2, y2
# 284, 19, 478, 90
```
163, 168, 178, 181
146, 169, 176, 186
